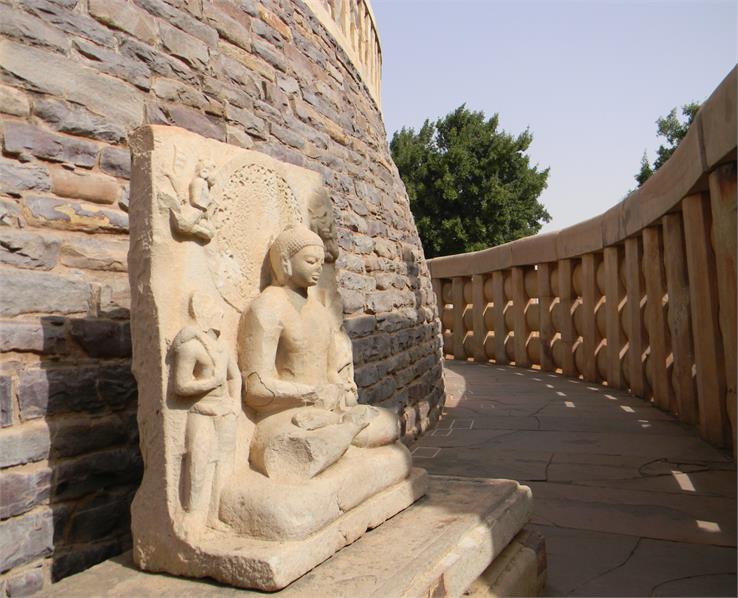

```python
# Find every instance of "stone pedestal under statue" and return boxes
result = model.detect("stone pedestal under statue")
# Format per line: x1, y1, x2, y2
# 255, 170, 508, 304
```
49, 477, 544, 598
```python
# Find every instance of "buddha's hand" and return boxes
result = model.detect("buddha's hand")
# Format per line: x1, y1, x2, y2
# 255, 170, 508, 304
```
342, 381, 359, 407
312, 384, 343, 411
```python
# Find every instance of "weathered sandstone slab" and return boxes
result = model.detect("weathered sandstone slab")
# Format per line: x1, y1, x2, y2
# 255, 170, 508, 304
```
127, 125, 427, 590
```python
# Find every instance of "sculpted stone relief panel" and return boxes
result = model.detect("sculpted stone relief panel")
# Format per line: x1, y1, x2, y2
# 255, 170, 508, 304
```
128, 125, 427, 590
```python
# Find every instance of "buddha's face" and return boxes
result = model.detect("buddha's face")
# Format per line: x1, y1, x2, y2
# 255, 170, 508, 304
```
288, 245, 324, 288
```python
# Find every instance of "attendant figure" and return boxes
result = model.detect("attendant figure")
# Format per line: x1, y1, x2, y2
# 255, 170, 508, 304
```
172, 291, 241, 528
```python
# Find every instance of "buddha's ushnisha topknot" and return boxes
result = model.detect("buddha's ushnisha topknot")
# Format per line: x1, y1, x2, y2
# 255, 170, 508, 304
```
270, 225, 324, 259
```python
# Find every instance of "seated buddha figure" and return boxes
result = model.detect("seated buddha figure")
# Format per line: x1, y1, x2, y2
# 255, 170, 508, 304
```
238, 225, 399, 482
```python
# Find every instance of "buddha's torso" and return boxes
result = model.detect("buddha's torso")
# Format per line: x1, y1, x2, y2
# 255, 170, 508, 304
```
273, 288, 333, 385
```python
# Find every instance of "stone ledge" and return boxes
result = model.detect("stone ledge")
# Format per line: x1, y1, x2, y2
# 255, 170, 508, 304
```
48, 476, 534, 597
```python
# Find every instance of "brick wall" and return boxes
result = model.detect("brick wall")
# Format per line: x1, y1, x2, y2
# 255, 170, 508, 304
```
0, 0, 445, 592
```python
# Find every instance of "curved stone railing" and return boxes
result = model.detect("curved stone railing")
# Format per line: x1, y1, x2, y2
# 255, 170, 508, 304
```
304, 0, 382, 108
428, 67, 737, 450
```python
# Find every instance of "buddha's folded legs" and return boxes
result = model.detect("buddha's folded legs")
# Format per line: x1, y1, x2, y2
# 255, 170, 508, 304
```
350, 405, 401, 448
250, 408, 370, 481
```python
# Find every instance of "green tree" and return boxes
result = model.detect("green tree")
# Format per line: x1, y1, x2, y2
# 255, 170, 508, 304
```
636, 102, 701, 186
390, 105, 550, 258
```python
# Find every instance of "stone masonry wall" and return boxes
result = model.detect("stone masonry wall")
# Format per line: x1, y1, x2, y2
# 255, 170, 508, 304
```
0, 0, 445, 592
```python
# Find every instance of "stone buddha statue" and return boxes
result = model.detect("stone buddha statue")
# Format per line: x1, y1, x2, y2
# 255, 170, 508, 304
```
238, 225, 399, 482
129, 127, 426, 589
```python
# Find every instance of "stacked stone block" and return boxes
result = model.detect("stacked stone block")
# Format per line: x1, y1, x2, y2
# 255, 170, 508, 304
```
0, 0, 445, 592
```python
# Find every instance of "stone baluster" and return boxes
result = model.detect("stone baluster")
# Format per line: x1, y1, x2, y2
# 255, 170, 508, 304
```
356, 2, 364, 56
708, 163, 737, 451
580, 254, 599, 382
471, 274, 487, 362
683, 193, 730, 447
662, 213, 698, 424
342, 0, 350, 37
375, 38, 381, 92
557, 259, 576, 377
364, 7, 372, 66
603, 246, 625, 388
358, 4, 366, 65
511, 267, 530, 368
367, 29, 375, 86
491, 270, 507, 364
642, 226, 674, 412
376, 49, 382, 101
451, 277, 466, 360
624, 237, 647, 398
537, 263, 555, 372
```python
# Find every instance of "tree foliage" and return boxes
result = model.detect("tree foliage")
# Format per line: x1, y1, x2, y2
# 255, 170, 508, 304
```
390, 105, 550, 258
635, 102, 701, 186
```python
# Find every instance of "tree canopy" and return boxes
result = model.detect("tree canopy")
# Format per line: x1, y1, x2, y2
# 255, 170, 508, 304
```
635, 102, 701, 186
390, 105, 550, 259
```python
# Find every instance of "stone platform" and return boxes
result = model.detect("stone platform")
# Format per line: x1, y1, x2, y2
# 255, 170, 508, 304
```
49, 476, 542, 598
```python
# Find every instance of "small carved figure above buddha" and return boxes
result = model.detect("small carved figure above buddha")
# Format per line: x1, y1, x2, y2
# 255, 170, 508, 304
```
165, 159, 218, 242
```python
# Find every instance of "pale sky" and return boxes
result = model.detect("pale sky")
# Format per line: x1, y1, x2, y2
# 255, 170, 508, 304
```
372, 0, 738, 233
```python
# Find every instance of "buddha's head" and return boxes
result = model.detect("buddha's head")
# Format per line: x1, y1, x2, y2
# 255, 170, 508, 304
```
269, 225, 325, 288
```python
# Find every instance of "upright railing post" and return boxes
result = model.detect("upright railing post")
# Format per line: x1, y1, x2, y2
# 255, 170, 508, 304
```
624, 237, 647, 398
683, 193, 729, 447
603, 246, 624, 389
512, 267, 530, 368
537, 263, 555, 372
452, 277, 466, 361
643, 226, 674, 412
661, 214, 698, 424
580, 254, 599, 382
491, 271, 507, 364
471, 274, 488, 362
557, 259, 576, 377
708, 164, 737, 450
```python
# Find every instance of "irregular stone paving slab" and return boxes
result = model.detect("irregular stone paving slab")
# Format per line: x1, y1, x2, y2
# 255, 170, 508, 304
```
528, 481, 736, 546
571, 536, 737, 597
413, 446, 552, 483
572, 468, 738, 497
423, 361, 737, 596
48, 476, 534, 598
528, 524, 640, 597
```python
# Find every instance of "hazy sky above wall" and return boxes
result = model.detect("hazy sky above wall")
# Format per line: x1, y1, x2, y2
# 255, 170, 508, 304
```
372, 0, 737, 233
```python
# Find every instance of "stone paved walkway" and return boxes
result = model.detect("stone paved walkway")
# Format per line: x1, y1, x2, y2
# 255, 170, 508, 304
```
410, 361, 737, 597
